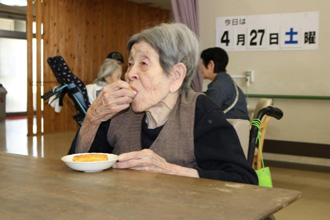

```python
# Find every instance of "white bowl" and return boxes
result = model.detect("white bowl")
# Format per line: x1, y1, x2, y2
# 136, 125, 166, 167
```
61, 153, 118, 172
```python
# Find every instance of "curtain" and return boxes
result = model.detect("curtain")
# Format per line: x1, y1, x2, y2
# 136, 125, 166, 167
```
171, 0, 202, 92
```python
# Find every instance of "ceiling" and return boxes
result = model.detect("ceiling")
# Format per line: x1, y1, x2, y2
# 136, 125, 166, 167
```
0, 3, 27, 19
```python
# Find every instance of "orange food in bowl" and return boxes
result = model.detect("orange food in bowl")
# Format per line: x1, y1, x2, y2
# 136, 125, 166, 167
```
73, 154, 108, 162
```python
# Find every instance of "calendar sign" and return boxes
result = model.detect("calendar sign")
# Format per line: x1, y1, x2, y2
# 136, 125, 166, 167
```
216, 12, 319, 51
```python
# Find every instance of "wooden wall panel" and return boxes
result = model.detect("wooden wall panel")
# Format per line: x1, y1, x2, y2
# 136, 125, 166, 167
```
36, 0, 42, 134
41, 0, 169, 133
27, 0, 33, 135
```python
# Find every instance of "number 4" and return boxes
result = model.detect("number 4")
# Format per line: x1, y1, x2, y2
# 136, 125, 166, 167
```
221, 31, 230, 46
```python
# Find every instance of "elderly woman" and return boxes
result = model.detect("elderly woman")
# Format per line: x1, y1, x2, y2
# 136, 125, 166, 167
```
86, 58, 122, 103
70, 23, 257, 184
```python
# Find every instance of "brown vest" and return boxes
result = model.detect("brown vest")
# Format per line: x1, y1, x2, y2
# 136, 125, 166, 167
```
107, 90, 201, 168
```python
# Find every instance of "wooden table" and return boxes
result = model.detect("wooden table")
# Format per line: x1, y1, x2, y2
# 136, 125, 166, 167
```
0, 153, 302, 219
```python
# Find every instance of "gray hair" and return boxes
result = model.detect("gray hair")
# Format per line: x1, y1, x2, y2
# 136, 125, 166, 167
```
94, 58, 122, 83
127, 23, 200, 90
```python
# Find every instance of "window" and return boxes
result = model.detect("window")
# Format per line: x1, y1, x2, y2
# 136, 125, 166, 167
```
0, 37, 27, 112
0, 17, 29, 113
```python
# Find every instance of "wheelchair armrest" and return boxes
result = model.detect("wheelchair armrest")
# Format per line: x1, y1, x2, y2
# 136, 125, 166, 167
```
42, 90, 56, 100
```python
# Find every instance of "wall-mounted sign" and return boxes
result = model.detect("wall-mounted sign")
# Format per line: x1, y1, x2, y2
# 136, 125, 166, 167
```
216, 12, 319, 51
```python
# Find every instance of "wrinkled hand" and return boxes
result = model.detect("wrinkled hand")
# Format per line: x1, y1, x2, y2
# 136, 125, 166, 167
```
113, 149, 170, 174
114, 149, 199, 178
85, 80, 135, 124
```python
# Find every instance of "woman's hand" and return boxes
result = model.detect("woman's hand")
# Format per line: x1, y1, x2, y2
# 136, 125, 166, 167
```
75, 80, 135, 153
113, 149, 199, 178
85, 80, 135, 125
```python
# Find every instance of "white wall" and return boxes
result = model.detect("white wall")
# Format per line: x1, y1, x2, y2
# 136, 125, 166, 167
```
199, 0, 330, 145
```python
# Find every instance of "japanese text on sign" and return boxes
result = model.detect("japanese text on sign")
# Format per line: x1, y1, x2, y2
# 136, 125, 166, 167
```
216, 12, 319, 51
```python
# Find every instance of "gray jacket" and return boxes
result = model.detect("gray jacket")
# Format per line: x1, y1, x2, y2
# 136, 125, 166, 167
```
205, 72, 249, 120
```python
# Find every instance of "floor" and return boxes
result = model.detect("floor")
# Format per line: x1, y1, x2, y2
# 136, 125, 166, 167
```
1, 119, 330, 219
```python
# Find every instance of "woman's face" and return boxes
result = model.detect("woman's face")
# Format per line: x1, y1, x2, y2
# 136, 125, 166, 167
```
104, 68, 122, 84
125, 41, 172, 112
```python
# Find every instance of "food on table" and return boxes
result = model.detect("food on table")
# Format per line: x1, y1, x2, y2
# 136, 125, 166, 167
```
73, 154, 108, 162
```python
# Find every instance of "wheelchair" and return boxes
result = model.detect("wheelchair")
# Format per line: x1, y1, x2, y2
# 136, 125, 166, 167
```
247, 106, 283, 166
248, 106, 283, 220
42, 56, 91, 126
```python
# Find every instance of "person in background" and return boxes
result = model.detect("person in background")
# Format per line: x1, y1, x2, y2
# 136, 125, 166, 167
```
86, 59, 122, 104
107, 51, 125, 80
69, 23, 257, 185
107, 51, 124, 66
201, 47, 249, 120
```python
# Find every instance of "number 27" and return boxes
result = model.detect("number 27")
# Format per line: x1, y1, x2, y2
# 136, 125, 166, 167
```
250, 29, 265, 46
